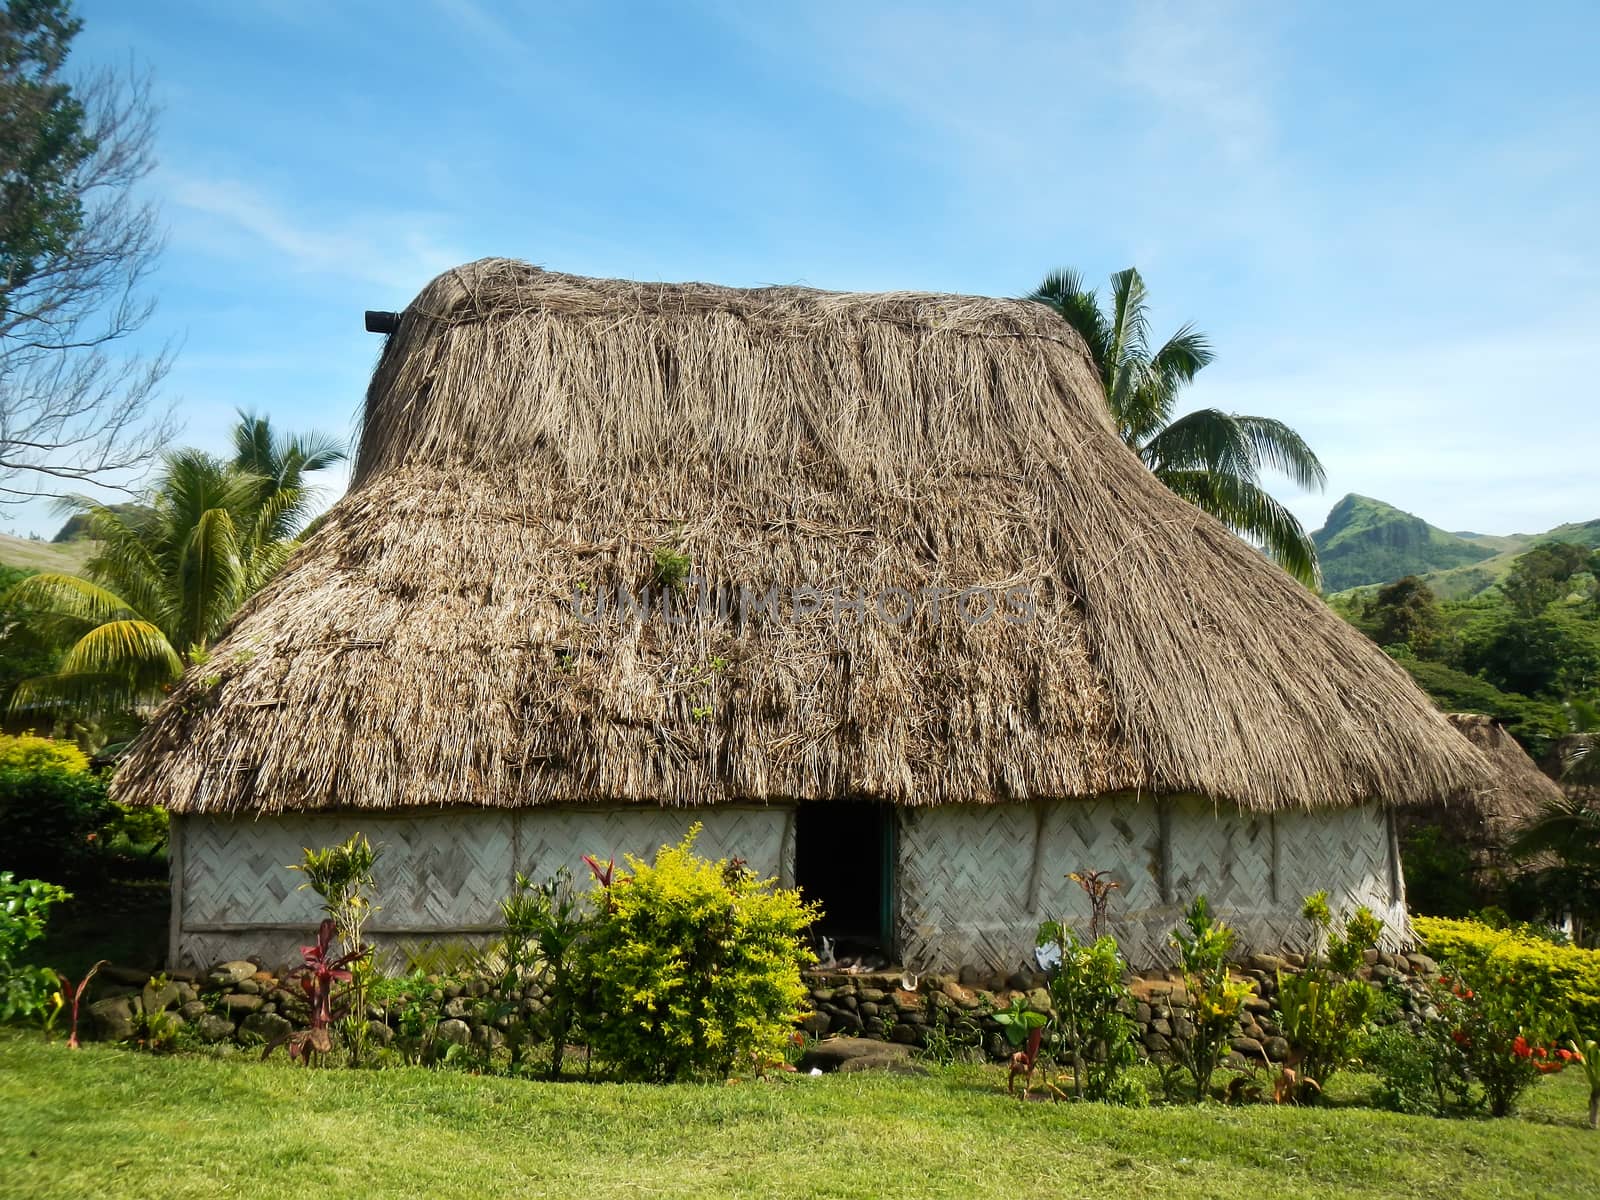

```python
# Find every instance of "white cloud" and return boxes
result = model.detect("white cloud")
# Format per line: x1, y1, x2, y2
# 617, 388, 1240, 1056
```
165, 172, 465, 293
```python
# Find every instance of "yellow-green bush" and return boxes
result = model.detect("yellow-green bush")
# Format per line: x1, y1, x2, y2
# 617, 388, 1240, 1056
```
581, 825, 818, 1081
1415, 916, 1600, 1032
0, 733, 89, 775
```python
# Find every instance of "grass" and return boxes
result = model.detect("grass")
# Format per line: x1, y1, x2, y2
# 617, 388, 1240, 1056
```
0, 531, 91, 575
1, 1032, 1596, 1198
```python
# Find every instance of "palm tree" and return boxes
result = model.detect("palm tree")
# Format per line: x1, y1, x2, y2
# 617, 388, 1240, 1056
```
1027, 268, 1326, 586
230, 409, 346, 542
7, 415, 342, 717
1512, 790, 1600, 946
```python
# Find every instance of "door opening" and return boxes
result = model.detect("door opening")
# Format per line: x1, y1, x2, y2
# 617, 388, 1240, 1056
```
793, 801, 894, 961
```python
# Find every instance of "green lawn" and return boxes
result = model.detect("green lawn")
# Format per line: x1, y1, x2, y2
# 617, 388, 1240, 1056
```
2, 1032, 1597, 1198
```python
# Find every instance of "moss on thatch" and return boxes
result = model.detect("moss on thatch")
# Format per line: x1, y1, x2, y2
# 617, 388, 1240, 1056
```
114, 259, 1490, 815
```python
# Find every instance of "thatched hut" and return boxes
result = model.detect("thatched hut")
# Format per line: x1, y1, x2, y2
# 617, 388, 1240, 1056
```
1440, 714, 1565, 844
116, 259, 1491, 972
1392, 713, 1565, 901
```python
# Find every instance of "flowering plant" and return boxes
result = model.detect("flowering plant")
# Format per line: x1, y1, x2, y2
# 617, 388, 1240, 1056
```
1430, 966, 1570, 1117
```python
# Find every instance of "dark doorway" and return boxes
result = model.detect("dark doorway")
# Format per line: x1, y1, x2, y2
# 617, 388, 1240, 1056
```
794, 801, 894, 958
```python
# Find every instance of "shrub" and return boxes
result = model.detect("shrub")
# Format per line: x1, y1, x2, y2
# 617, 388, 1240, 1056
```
1168, 896, 1254, 1102
1416, 916, 1600, 1031
1036, 920, 1139, 1102
1426, 964, 1572, 1117
1275, 892, 1383, 1100
580, 825, 817, 1081
1364, 1019, 1471, 1116
0, 764, 111, 883
1, 872, 70, 1023
0, 734, 89, 775
494, 866, 591, 1078
288, 833, 381, 1066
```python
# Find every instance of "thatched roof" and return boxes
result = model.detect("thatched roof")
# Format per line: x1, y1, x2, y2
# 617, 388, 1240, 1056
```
1435, 714, 1564, 841
115, 259, 1490, 816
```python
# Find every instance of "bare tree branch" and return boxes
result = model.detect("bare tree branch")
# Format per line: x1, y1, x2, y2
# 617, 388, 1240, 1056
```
0, 48, 178, 505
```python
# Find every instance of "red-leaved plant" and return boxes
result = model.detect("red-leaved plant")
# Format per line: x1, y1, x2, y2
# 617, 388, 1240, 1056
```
263, 919, 368, 1065
56, 959, 107, 1048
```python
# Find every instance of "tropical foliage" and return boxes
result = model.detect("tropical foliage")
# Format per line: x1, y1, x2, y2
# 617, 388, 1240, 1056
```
1416, 917, 1600, 1032
1027, 267, 1325, 585
580, 825, 817, 1081
3, 414, 343, 718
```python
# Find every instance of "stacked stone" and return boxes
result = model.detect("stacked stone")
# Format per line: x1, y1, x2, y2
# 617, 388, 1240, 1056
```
800, 948, 1442, 1065
83, 959, 548, 1054
81, 947, 1442, 1059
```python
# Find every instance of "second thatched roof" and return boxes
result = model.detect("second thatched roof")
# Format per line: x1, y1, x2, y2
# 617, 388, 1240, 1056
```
115, 259, 1491, 816
1437, 714, 1565, 840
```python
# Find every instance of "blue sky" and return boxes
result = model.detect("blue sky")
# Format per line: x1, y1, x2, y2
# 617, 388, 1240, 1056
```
24, 0, 1596, 540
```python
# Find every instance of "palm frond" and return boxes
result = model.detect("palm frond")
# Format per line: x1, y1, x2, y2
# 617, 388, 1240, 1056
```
9, 670, 156, 717
280, 431, 349, 475
57, 619, 184, 683
2, 573, 142, 626
1025, 269, 1110, 382
178, 506, 245, 650
1141, 409, 1259, 481
1231, 416, 1327, 492
1512, 795, 1600, 864
1158, 469, 1321, 587
1562, 738, 1600, 786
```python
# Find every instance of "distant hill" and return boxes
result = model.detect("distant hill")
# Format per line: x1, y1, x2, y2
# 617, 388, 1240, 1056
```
51, 503, 150, 543
0, 532, 90, 575
1312, 495, 1496, 593
1422, 517, 1600, 600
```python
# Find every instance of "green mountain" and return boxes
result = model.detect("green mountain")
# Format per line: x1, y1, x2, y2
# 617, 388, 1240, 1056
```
1422, 517, 1600, 599
1312, 495, 1496, 593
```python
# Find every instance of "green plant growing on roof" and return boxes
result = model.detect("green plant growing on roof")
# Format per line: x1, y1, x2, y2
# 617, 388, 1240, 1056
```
651, 545, 691, 592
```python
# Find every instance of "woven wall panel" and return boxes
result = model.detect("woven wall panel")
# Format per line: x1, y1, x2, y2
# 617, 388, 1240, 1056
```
897, 799, 1405, 973
176, 806, 790, 969
176, 800, 1402, 974
514, 807, 789, 883
181, 811, 516, 930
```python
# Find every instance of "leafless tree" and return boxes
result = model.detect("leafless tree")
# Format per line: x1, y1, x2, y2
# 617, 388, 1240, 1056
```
0, 61, 177, 503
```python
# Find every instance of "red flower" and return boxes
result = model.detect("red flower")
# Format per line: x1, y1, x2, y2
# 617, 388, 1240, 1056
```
1533, 1045, 1548, 1059
1452, 1029, 1470, 1047
1557, 1049, 1575, 1062
1536, 1061, 1563, 1075
1512, 1036, 1532, 1058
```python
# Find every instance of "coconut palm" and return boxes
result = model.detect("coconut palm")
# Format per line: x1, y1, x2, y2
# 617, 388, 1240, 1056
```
1027, 268, 1326, 586
1512, 790, 1600, 946
7, 416, 341, 717
231, 409, 346, 542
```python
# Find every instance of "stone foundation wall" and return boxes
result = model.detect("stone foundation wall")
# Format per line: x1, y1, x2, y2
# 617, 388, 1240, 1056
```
799, 948, 1439, 1064
87, 947, 1442, 1068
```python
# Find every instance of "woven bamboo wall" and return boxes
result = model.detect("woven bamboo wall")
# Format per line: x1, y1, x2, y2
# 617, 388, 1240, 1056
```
173, 797, 1405, 974
896, 797, 1407, 972
171, 806, 793, 969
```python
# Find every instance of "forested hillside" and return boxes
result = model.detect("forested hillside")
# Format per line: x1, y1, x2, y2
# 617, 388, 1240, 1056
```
1312, 495, 1496, 592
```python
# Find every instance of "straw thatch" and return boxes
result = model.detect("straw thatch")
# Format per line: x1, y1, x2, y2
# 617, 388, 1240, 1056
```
115, 258, 1490, 816
1439, 714, 1564, 838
